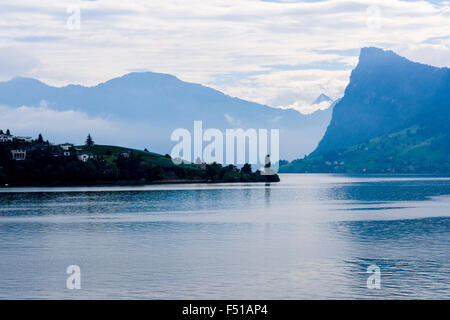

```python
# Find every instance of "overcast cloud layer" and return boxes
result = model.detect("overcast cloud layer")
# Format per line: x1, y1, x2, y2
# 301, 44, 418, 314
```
0, 0, 449, 113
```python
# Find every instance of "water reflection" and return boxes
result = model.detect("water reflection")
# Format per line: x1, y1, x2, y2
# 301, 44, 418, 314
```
0, 174, 449, 299
264, 184, 271, 207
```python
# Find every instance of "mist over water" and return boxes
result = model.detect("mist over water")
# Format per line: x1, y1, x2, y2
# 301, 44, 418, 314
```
0, 174, 449, 299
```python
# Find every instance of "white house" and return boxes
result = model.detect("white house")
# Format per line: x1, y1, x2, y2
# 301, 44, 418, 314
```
60, 143, 74, 151
15, 136, 33, 143
121, 150, 133, 158
0, 134, 13, 142
195, 162, 207, 170
11, 150, 26, 161
77, 153, 96, 163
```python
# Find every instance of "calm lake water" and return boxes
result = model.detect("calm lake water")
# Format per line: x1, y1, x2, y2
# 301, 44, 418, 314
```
0, 174, 449, 299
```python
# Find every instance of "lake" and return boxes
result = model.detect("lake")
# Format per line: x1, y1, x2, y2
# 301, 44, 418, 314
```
0, 174, 449, 299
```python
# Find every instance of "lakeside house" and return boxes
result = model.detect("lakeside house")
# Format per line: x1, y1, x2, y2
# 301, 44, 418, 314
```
195, 163, 207, 170
1, 134, 97, 163
0, 134, 32, 143
120, 150, 133, 158
59, 143, 74, 151
59, 143, 74, 157
194, 157, 207, 170
77, 152, 96, 163
15, 136, 33, 143
0, 134, 13, 142
11, 150, 26, 161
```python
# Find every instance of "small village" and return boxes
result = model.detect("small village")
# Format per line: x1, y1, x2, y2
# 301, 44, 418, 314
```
0, 130, 105, 163
0, 129, 278, 186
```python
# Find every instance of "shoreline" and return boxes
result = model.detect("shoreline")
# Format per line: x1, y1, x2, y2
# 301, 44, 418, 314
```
4, 172, 450, 189
1, 178, 278, 188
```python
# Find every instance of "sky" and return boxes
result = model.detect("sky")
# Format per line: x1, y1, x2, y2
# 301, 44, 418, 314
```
0, 0, 449, 115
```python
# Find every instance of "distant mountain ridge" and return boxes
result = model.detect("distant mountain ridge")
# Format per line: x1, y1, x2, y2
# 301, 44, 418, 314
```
281, 47, 450, 173
0, 72, 333, 160
312, 47, 450, 156
313, 93, 332, 105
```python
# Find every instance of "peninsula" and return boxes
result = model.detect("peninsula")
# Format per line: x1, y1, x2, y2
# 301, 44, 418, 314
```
0, 132, 279, 187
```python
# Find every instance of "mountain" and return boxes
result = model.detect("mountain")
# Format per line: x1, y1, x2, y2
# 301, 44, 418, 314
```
312, 93, 332, 105
0, 72, 332, 160
280, 125, 450, 173
312, 47, 450, 156
281, 47, 450, 173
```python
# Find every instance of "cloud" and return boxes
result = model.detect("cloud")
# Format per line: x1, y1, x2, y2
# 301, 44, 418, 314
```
220, 68, 351, 109
0, 103, 119, 145
0, 48, 41, 81
14, 36, 64, 43
0, 103, 174, 154
1, 0, 448, 112
281, 100, 333, 114
395, 42, 450, 67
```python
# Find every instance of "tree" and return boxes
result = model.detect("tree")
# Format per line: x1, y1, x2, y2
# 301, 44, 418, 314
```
241, 163, 252, 174
85, 134, 94, 147
0, 130, 3, 135
6, 129, 10, 136
37, 133, 44, 144
206, 162, 222, 179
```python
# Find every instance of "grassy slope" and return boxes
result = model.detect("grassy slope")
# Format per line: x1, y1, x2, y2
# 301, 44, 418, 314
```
280, 126, 450, 173
76, 144, 280, 183
78, 145, 175, 167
